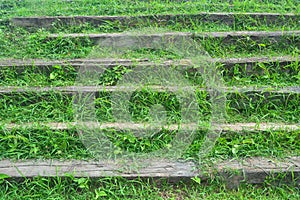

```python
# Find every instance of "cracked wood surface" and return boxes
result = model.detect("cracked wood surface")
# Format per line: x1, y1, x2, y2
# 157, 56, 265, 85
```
11, 13, 300, 29
0, 157, 299, 186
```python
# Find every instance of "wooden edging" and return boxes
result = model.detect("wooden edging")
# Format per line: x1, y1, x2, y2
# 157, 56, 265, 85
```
1, 157, 299, 186
47, 31, 300, 45
3, 122, 300, 132
0, 56, 298, 69
0, 85, 299, 94
0, 56, 298, 78
11, 12, 300, 29
0, 58, 150, 67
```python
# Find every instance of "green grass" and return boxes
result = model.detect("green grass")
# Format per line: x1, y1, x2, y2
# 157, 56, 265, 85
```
1, 127, 299, 160
219, 60, 300, 87
23, 17, 300, 33
1, 59, 300, 87
0, 64, 77, 86
0, 177, 299, 200
0, 28, 93, 59
1, 0, 300, 19
0, 92, 73, 123
0, 126, 91, 160
0, 26, 299, 59
0, 89, 299, 124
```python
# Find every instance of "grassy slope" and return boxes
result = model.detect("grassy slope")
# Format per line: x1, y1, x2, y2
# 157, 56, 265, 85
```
0, 0, 300, 199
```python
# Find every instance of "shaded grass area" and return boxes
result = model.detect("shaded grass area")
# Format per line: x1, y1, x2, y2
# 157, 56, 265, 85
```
0, 177, 299, 200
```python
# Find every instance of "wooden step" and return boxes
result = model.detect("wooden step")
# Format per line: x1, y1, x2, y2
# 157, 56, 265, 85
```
0, 56, 298, 77
0, 56, 298, 68
0, 85, 299, 94
1, 157, 299, 187
47, 31, 300, 45
11, 13, 300, 29
0, 58, 150, 67
3, 122, 299, 132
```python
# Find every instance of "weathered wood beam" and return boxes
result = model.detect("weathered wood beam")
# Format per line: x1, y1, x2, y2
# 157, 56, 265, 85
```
1, 157, 299, 187
11, 13, 300, 29
3, 122, 299, 132
47, 31, 300, 45
0, 56, 298, 69
0, 85, 299, 94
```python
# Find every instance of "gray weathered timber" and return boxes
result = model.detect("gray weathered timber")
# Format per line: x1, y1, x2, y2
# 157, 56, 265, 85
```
0, 85, 299, 94
0, 56, 298, 76
47, 31, 300, 45
11, 13, 300, 30
1, 157, 299, 186
0, 159, 197, 178
217, 157, 300, 187
0, 56, 298, 68
0, 58, 149, 67
3, 122, 300, 132
215, 55, 299, 67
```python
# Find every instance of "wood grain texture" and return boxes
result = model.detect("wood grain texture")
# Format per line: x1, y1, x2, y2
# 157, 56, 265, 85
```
0, 58, 149, 67
1, 157, 299, 186
11, 13, 300, 29
0, 56, 298, 68
0, 56, 298, 78
45, 31, 300, 47
47, 31, 300, 42
3, 122, 299, 132
0, 85, 299, 94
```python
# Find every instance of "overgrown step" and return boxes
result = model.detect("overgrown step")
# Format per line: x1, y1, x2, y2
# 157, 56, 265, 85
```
1, 56, 298, 67
0, 86, 298, 124
1, 157, 299, 187
10, 13, 300, 30
47, 31, 300, 45
0, 56, 298, 74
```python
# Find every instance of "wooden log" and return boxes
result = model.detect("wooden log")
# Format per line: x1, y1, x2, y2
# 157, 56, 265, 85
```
0, 56, 298, 68
0, 85, 299, 94
0, 58, 150, 67
0, 56, 298, 76
1, 157, 299, 186
217, 156, 300, 187
3, 122, 299, 132
11, 13, 300, 29
215, 55, 299, 67
47, 31, 300, 45
0, 159, 197, 178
